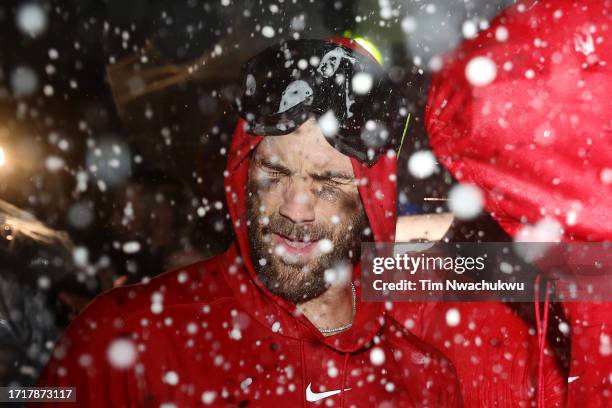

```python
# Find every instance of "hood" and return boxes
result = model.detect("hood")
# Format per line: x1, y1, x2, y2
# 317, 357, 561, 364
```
223, 38, 397, 353
425, 0, 612, 242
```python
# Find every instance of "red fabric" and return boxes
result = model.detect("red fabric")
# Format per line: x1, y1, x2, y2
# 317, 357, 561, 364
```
426, 0, 612, 242
426, 0, 612, 406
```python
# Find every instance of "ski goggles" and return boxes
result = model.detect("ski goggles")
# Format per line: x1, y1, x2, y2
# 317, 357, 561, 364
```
235, 39, 411, 166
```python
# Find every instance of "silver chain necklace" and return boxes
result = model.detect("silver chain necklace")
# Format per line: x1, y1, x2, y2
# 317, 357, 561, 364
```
317, 283, 356, 334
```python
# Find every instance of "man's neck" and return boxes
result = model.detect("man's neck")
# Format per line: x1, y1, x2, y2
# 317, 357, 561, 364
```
296, 283, 354, 336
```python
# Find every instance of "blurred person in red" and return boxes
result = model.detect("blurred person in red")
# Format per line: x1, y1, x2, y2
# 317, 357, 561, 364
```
424, 0, 612, 406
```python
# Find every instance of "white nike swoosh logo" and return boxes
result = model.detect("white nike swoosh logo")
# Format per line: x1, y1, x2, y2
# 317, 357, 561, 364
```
568, 376, 580, 383
306, 383, 352, 402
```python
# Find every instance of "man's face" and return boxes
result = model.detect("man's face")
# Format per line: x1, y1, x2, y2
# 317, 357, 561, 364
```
247, 117, 368, 304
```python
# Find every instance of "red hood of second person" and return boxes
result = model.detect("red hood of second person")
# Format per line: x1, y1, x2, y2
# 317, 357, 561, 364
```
425, 0, 612, 242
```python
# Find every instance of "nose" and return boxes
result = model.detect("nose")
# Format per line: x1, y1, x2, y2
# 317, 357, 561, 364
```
279, 180, 316, 224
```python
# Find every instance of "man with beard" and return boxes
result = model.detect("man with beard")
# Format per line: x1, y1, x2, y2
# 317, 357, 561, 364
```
32, 38, 462, 407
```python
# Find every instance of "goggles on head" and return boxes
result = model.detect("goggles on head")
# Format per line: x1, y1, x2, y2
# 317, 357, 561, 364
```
235, 39, 410, 166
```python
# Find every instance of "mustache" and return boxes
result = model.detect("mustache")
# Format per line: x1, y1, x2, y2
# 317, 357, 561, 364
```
263, 214, 330, 242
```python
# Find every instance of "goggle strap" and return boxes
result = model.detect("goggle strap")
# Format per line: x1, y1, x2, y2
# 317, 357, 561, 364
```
396, 112, 412, 159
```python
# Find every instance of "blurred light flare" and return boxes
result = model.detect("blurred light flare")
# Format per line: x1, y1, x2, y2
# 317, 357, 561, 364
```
16, 3, 48, 37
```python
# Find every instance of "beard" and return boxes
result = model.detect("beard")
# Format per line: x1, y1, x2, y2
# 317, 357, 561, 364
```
247, 186, 368, 304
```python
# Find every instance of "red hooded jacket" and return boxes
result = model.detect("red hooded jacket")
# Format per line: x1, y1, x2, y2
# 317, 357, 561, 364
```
425, 0, 612, 406
35, 37, 574, 407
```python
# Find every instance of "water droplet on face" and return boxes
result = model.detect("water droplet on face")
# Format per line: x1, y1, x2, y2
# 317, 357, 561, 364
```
274, 244, 286, 256
318, 110, 339, 138
318, 239, 334, 254
324, 268, 337, 284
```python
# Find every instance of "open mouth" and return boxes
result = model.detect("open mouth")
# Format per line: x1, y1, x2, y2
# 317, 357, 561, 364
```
271, 232, 320, 257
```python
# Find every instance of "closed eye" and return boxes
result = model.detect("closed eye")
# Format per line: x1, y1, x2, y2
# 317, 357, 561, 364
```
311, 171, 355, 186
323, 178, 349, 186
256, 158, 291, 177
